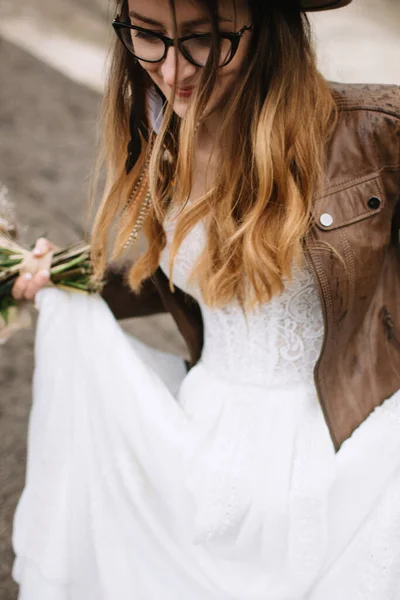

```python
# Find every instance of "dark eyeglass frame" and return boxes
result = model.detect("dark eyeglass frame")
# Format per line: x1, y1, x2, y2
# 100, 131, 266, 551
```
112, 19, 253, 68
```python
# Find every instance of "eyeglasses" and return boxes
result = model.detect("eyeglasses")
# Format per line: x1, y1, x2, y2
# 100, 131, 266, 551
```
112, 19, 253, 68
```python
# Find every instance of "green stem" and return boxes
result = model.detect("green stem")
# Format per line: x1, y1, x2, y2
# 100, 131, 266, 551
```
51, 267, 89, 282
0, 259, 22, 268
59, 282, 90, 291
50, 255, 89, 274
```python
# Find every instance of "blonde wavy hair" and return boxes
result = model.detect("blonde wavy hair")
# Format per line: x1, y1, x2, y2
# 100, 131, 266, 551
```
91, 0, 338, 310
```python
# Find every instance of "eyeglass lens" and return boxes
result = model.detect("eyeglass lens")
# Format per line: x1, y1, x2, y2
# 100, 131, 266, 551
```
120, 28, 233, 67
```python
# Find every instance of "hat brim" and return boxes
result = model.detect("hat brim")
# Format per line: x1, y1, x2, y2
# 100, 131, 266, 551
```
301, 0, 353, 11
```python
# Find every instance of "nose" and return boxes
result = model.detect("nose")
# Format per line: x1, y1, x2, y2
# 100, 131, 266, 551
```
160, 46, 197, 88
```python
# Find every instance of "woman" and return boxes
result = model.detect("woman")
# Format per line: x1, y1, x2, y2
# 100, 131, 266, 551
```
11, 0, 400, 598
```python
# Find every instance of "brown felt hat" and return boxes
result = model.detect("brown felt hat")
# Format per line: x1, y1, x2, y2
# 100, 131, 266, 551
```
301, 0, 353, 10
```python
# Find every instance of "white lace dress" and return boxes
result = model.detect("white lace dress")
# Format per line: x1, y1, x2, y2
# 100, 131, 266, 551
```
12, 211, 400, 599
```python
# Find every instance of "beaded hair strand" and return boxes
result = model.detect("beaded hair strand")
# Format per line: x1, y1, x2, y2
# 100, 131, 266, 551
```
121, 136, 153, 251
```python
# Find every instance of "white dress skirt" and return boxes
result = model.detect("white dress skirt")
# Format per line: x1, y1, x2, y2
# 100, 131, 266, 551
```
12, 213, 400, 599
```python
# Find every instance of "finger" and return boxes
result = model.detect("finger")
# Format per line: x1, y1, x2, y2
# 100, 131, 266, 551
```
32, 237, 54, 258
12, 273, 34, 301
24, 269, 51, 302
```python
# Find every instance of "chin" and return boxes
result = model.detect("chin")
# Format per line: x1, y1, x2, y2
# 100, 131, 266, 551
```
171, 100, 190, 119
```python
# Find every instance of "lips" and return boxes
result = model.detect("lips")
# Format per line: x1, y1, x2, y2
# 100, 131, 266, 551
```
176, 87, 194, 98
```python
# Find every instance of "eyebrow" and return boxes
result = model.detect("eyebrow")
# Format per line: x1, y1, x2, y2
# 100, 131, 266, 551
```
128, 10, 233, 28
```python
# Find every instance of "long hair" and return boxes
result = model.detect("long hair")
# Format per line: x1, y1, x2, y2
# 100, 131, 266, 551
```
91, 0, 338, 310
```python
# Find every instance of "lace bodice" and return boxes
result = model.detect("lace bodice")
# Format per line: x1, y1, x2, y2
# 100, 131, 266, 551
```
159, 210, 324, 388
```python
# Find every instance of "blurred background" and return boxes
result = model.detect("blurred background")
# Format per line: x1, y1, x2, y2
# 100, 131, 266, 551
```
0, 0, 399, 597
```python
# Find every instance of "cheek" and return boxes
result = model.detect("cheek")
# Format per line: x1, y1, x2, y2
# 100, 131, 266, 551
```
210, 39, 252, 100
209, 67, 241, 104
139, 62, 160, 82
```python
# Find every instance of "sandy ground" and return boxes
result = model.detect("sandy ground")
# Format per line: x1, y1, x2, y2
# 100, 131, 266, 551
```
0, 0, 399, 598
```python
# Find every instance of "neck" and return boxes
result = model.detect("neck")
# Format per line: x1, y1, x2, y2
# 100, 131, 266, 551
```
196, 110, 223, 153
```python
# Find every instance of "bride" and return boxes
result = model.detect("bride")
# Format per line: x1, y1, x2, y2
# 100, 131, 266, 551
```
11, 0, 400, 598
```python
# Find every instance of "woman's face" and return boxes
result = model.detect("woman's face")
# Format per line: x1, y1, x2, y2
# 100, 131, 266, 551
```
127, 0, 253, 119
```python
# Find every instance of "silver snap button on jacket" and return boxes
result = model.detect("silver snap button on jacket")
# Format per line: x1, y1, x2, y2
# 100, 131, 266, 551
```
320, 213, 334, 227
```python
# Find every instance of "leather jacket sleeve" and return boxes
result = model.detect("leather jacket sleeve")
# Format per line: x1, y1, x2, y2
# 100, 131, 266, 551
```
100, 265, 167, 320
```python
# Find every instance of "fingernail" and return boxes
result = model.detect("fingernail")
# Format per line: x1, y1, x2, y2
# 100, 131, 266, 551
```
33, 246, 44, 257
23, 272, 33, 280
39, 269, 50, 278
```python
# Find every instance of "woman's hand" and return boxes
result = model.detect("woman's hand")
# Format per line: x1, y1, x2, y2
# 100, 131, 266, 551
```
12, 237, 56, 303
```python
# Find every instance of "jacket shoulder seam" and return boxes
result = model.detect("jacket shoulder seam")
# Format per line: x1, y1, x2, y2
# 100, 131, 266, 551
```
338, 106, 400, 120
330, 83, 400, 119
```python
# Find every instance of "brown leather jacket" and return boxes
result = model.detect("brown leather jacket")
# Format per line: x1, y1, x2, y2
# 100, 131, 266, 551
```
102, 83, 400, 452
